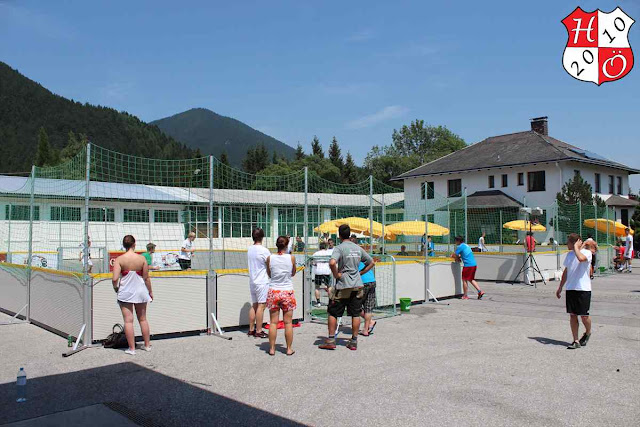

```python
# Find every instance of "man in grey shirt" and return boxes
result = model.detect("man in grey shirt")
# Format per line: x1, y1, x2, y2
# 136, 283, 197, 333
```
319, 224, 373, 351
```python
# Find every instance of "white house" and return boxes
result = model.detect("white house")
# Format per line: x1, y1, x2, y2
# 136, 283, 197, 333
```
393, 117, 639, 241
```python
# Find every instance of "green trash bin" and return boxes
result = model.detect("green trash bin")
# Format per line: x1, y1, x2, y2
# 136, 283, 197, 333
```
399, 298, 412, 312
599, 266, 606, 273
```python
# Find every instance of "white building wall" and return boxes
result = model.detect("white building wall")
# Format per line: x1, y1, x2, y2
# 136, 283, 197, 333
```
560, 161, 630, 199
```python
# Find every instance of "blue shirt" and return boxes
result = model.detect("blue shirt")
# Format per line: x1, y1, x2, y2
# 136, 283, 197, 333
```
359, 261, 375, 284
455, 243, 477, 267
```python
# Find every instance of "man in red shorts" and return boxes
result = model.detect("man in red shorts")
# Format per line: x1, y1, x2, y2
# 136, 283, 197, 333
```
452, 236, 485, 300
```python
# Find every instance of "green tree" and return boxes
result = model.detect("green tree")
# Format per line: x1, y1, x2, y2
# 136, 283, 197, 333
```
556, 174, 600, 205
242, 143, 269, 174
272, 150, 278, 164
391, 120, 466, 164
60, 131, 88, 162
328, 136, 343, 169
35, 127, 53, 167
364, 145, 422, 188
342, 152, 359, 184
295, 143, 305, 160
219, 151, 230, 166
311, 136, 324, 158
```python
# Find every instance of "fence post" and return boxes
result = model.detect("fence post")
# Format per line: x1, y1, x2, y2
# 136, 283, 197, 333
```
578, 203, 582, 237
606, 207, 610, 245
82, 143, 93, 344
208, 156, 214, 272
369, 175, 374, 254
304, 167, 308, 258
463, 187, 468, 243
424, 187, 430, 301
26, 166, 35, 322
6, 203, 11, 261
447, 200, 451, 253
594, 201, 598, 244
554, 200, 560, 270
381, 192, 386, 255
499, 209, 503, 253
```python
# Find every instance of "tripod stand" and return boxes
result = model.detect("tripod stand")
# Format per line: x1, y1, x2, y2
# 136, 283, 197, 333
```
512, 217, 547, 288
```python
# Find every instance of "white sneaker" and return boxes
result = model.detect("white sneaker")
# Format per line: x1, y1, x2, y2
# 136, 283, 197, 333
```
124, 348, 136, 355
142, 346, 151, 352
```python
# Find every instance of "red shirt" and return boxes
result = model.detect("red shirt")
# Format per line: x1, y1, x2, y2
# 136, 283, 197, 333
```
525, 236, 536, 252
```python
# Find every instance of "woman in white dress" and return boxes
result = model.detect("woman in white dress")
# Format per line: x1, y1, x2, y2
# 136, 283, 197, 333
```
112, 235, 153, 355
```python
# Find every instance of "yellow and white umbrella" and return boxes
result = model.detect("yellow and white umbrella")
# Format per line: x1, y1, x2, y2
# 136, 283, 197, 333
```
332, 217, 394, 239
313, 221, 339, 234
503, 220, 547, 232
386, 220, 450, 237
583, 218, 633, 237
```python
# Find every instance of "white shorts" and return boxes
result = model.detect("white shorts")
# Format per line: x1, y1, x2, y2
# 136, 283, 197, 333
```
250, 284, 269, 304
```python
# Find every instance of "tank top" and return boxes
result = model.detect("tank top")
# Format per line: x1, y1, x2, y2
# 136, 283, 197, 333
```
118, 270, 151, 304
268, 254, 294, 291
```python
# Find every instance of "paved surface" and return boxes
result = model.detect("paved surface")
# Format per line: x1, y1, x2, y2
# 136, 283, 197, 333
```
4, 404, 139, 427
0, 267, 638, 426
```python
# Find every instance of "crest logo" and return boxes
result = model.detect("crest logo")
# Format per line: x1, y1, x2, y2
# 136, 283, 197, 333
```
562, 7, 634, 85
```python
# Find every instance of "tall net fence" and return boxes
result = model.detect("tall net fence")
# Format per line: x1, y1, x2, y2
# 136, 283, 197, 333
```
1, 143, 634, 335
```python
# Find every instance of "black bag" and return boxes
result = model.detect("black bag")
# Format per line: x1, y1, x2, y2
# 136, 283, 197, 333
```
103, 324, 128, 349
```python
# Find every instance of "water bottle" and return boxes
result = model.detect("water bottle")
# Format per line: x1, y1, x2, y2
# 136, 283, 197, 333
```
16, 368, 27, 402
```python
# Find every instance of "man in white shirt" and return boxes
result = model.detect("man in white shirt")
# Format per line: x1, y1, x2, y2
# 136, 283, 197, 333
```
178, 232, 196, 270
619, 227, 633, 273
312, 242, 333, 307
247, 227, 270, 338
285, 234, 293, 254
478, 232, 488, 252
556, 233, 592, 349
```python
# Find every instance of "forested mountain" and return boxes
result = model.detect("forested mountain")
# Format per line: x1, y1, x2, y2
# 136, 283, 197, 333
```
151, 108, 295, 166
0, 61, 195, 173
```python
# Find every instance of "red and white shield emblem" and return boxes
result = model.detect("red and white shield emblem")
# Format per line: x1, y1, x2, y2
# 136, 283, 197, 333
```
562, 7, 634, 85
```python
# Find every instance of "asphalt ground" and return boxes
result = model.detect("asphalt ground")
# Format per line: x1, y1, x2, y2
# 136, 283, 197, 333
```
0, 264, 638, 426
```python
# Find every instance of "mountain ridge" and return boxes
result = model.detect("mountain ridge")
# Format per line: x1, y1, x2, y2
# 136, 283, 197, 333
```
151, 108, 295, 166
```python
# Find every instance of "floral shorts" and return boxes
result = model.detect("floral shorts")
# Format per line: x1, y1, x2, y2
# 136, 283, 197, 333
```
267, 289, 297, 312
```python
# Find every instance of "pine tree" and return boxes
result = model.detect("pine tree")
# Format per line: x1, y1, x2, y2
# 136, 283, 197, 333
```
35, 127, 52, 167
328, 136, 343, 169
220, 151, 230, 166
311, 136, 324, 158
243, 147, 257, 173
556, 174, 596, 204
272, 150, 278, 164
295, 143, 305, 160
60, 131, 87, 162
343, 152, 359, 184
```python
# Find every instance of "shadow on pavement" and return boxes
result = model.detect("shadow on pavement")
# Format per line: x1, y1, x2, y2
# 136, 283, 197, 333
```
0, 362, 304, 427
528, 336, 570, 347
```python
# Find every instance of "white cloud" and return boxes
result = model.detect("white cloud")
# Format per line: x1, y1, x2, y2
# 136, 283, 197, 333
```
346, 105, 410, 129
346, 29, 374, 42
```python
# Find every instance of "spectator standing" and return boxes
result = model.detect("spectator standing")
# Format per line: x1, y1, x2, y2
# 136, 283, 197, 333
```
178, 232, 196, 270
143, 243, 160, 271
478, 232, 488, 252
312, 242, 332, 307
319, 224, 373, 351
247, 228, 270, 338
556, 233, 593, 349
266, 236, 297, 356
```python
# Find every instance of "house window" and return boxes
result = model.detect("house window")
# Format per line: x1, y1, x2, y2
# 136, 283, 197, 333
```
594, 173, 601, 193
488, 176, 495, 189
421, 182, 434, 200
617, 177, 622, 195
123, 209, 150, 223
421, 214, 435, 223
154, 210, 179, 223
4, 205, 39, 221
185, 206, 218, 238
608, 175, 614, 194
50, 206, 81, 221
518, 173, 524, 186
501, 174, 508, 188
447, 179, 462, 198
89, 207, 115, 222
527, 171, 546, 192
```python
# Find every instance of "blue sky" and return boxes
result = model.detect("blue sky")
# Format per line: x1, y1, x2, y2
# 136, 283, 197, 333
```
1, 0, 639, 189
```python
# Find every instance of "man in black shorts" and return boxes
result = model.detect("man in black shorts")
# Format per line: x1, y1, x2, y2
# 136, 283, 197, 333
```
556, 233, 593, 349
319, 224, 373, 351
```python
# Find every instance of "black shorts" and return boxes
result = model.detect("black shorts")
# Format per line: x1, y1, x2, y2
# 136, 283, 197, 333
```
327, 289, 363, 318
566, 290, 591, 316
315, 275, 331, 289
178, 259, 191, 270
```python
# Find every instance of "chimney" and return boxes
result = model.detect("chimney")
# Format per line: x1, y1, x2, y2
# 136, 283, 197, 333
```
530, 116, 548, 136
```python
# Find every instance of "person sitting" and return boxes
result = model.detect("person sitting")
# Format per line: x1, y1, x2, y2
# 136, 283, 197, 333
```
295, 236, 305, 252
426, 236, 435, 257
396, 245, 409, 256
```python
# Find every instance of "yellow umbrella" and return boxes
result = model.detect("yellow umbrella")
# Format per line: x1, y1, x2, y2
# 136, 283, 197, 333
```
313, 221, 339, 234
333, 217, 392, 239
387, 221, 450, 237
583, 218, 634, 237
503, 220, 547, 232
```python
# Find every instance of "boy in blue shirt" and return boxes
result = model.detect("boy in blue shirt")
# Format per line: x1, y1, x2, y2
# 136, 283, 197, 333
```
452, 236, 485, 300
358, 260, 377, 336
